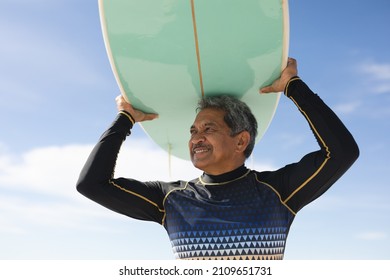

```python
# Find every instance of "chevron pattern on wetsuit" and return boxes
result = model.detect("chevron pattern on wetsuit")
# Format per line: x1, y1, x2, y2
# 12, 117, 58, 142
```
163, 167, 294, 260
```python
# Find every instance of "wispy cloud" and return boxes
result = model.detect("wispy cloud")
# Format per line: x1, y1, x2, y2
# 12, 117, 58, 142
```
277, 132, 307, 150
361, 63, 390, 80
0, 144, 93, 198
0, 140, 194, 236
355, 231, 388, 241
0, 140, 279, 259
359, 62, 390, 94
0, 138, 277, 196
0, 139, 278, 235
0, 193, 117, 235
0, 140, 200, 198
333, 101, 361, 115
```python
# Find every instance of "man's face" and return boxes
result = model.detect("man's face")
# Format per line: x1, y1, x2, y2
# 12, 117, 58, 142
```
189, 108, 246, 175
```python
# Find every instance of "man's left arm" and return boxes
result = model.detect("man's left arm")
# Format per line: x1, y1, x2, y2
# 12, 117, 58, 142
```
276, 77, 359, 212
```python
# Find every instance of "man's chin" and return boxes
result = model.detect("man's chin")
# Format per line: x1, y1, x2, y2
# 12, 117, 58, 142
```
190, 156, 210, 171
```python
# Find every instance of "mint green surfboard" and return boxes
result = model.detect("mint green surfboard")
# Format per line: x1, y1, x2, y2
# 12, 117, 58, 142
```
99, 0, 289, 160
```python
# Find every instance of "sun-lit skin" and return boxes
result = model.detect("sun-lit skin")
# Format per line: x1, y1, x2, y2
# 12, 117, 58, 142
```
188, 108, 250, 175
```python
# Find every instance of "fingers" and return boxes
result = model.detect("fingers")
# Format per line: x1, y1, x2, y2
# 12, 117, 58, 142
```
115, 95, 131, 111
259, 57, 298, 94
286, 57, 296, 66
136, 111, 159, 122
259, 79, 282, 94
143, 113, 159, 121
285, 57, 298, 75
115, 94, 159, 123
260, 86, 274, 94
115, 95, 126, 104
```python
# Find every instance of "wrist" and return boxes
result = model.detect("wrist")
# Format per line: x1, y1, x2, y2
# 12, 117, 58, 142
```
284, 76, 301, 96
118, 110, 135, 126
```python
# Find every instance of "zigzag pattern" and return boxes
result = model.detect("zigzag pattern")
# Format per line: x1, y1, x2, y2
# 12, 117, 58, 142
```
164, 174, 295, 259
170, 227, 286, 260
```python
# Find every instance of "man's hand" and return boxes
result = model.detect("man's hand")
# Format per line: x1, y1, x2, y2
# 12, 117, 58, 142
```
260, 57, 298, 94
116, 95, 158, 123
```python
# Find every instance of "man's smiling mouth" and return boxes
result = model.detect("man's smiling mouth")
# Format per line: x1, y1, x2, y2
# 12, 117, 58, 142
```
192, 145, 210, 154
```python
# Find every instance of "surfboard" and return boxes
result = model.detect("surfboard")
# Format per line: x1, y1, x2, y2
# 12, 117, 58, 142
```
99, 0, 289, 160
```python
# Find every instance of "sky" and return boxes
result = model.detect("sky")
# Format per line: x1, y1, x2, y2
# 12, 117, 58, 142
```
0, 0, 389, 260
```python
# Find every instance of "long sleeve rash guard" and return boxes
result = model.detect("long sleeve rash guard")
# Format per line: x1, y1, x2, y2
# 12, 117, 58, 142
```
76, 78, 359, 260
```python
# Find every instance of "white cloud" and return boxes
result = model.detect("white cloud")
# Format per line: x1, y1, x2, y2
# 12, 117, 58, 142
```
372, 84, 390, 94
361, 63, 390, 80
355, 231, 388, 241
114, 140, 199, 181
0, 143, 115, 235
333, 101, 361, 114
0, 144, 93, 198
0, 140, 201, 198
360, 62, 390, 94
0, 191, 139, 238
0, 139, 279, 237
0, 140, 191, 235
277, 132, 307, 150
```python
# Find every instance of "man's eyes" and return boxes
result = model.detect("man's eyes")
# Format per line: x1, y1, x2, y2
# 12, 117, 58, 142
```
190, 127, 215, 135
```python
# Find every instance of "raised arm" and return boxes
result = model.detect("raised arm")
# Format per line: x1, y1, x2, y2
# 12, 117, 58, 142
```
76, 97, 164, 223
260, 58, 359, 213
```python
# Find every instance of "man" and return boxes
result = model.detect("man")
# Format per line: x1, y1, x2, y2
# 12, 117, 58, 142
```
77, 58, 359, 260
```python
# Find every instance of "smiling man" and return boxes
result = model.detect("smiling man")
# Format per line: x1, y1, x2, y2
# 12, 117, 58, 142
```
77, 58, 359, 260
189, 99, 254, 175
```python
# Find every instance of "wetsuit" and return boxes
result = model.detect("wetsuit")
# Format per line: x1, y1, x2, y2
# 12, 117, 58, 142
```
76, 78, 359, 260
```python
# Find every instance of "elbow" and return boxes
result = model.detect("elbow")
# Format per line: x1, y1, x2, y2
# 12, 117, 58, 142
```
76, 179, 87, 196
347, 138, 360, 163
351, 142, 360, 162
76, 172, 110, 201
338, 138, 360, 168
76, 175, 94, 197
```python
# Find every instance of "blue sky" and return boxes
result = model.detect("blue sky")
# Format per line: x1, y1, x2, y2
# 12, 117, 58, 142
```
0, 0, 389, 260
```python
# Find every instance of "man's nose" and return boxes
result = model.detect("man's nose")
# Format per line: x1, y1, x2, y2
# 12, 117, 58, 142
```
190, 132, 206, 144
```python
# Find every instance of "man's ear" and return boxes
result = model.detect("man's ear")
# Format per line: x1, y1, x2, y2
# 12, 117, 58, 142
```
236, 131, 250, 153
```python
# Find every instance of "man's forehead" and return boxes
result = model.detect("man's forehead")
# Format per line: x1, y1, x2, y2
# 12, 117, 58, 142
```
196, 108, 225, 118
191, 109, 226, 127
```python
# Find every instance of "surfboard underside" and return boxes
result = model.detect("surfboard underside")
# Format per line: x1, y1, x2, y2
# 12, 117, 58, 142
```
99, 0, 289, 160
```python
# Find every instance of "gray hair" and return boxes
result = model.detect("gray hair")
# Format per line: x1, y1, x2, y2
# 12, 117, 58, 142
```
197, 95, 258, 158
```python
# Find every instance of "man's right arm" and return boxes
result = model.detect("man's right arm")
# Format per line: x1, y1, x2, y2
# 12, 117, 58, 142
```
76, 112, 165, 224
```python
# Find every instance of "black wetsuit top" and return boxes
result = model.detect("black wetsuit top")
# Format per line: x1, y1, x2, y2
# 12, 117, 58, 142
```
77, 78, 359, 260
